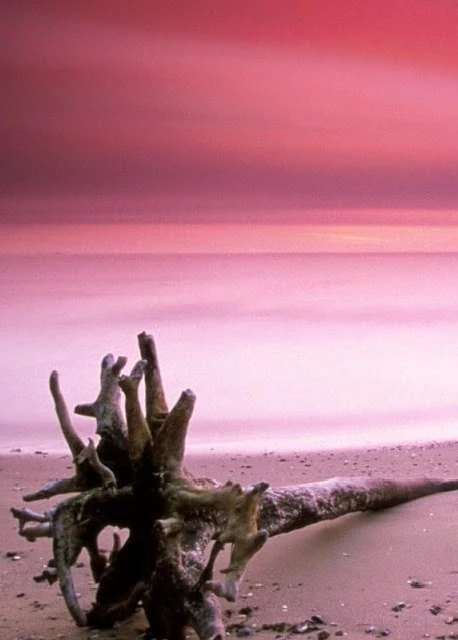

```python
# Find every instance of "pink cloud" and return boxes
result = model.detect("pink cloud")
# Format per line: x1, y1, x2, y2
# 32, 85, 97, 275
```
2, 2, 458, 220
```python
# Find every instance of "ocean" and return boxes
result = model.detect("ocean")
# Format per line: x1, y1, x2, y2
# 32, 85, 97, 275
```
2, 252, 458, 453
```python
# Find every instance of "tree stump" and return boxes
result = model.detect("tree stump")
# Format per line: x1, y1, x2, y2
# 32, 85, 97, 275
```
11, 332, 458, 639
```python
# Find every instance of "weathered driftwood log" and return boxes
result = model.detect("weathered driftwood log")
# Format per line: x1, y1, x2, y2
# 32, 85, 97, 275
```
11, 332, 458, 640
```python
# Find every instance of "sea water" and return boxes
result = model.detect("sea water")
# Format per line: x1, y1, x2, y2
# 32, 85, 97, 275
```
2, 252, 458, 453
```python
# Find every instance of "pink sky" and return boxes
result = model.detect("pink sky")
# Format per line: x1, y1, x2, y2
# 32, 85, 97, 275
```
2, 1, 458, 246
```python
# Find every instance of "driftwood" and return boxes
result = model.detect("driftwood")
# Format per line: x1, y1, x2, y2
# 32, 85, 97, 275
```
11, 331, 458, 639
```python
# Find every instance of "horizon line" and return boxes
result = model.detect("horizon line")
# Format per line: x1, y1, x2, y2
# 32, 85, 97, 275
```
5, 250, 458, 258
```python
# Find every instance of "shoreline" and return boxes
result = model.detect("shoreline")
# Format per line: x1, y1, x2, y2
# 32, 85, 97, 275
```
2, 429, 458, 457
2, 442, 458, 638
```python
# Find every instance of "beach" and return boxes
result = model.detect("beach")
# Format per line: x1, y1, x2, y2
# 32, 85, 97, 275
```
3, 442, 458, 639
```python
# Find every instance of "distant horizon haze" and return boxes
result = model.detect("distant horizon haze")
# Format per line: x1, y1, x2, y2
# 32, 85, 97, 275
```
4, 219, 458, 255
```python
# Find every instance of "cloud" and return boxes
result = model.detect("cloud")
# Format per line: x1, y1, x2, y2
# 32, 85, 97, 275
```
2, 3, 458, 219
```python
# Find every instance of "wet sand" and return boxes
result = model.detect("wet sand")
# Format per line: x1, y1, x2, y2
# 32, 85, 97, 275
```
2, 442, 458, 639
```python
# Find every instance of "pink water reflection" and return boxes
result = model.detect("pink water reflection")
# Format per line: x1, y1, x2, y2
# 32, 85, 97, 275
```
2, 253, 458, 452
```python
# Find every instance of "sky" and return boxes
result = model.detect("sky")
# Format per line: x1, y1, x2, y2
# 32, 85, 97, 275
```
2, 1, 458, 252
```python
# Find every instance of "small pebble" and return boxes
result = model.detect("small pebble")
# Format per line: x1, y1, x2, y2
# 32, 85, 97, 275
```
310, 614, 325, 624
235, 627, 252, 637
429, 604, 442, 615
408, 579, 426, 588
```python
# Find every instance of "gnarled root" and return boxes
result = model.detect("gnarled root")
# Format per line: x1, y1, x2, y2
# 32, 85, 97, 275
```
11, 506, 52, 541
151, 389, 196, 474
25, 367, 128, 503
74, 438, 117, 490
75, 354, 132, 487
119, 360, 152, 466
137, 331, 169, 436
11, 331, 458, 639
47, 486, 134, 627
144, 518, 225, 640
23, 372, 100, 502
204, 482, 269, 601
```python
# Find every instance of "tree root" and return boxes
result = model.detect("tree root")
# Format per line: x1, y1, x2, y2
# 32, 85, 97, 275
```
11, 331, 458, 639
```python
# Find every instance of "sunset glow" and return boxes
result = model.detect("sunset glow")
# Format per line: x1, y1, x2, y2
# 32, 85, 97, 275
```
4, 220, 458, 255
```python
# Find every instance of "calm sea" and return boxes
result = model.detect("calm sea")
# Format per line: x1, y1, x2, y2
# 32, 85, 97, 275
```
2, 252, 458, 453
